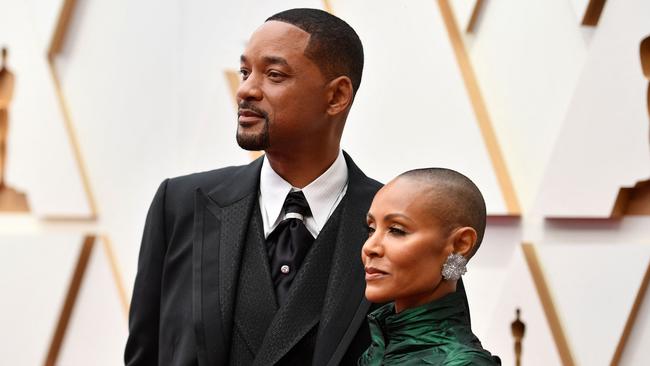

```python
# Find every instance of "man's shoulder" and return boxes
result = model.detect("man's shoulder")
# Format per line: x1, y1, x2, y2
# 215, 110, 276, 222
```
157, 160, 261, 209
166, 164, 251, 190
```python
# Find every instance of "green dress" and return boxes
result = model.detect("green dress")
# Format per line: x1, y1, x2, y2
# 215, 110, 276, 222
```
358, 291, 498, 366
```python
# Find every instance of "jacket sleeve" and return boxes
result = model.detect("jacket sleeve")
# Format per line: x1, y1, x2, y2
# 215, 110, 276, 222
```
124, 179, 170, 366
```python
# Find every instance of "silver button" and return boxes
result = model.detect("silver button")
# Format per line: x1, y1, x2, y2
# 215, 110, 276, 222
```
280, 265, 290, 274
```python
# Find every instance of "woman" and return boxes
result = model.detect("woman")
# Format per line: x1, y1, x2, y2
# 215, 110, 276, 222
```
359, 168, 498, 365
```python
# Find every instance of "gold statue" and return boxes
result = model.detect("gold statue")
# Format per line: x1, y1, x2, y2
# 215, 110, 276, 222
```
642, 36, 650, 152
0, 46, 14, 189
0, 46, 29, 212
613, 36, 650, 215
511, 308, 525, 366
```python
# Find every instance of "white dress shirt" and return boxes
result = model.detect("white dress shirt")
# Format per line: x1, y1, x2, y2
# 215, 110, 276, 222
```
259, 150, 349, 238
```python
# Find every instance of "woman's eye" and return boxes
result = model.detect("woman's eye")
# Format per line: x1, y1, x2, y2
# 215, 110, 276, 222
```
389, 227, 406, 236
366, 225, 376, 237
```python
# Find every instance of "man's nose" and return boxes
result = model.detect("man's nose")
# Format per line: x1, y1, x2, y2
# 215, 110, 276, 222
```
236, 73, 263, 101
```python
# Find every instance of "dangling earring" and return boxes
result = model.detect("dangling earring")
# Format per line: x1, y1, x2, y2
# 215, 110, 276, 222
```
442, 253, 467, 280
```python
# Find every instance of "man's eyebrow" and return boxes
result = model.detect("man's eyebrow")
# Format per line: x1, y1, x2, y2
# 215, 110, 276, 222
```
262, 55, 290, 67
240, 54, 290, 67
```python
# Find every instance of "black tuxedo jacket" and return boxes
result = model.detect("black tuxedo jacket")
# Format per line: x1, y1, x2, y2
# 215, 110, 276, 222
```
125, 152, 383, 365
124, 152, 470, 366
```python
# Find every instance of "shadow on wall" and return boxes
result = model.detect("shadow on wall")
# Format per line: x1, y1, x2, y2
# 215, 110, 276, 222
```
612, 35, 650, 216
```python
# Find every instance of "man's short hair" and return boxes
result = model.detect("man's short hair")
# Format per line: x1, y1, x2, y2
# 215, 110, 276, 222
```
398, 168, 487, 256
267, 8, 364, 95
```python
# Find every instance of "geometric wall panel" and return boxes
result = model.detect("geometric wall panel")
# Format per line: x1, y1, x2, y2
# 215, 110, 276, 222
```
462, 219, 522, 341
448, 0, 483, 32
568, 0, 593, 24
54, 0, 320, 283
0, 233, 85, 366
1, 0, 647, 365
57, 236, 128, 366
618, 264, 650, 365
0, 0, 92, 218
535, 242, 650, 365
568, 0, 608, 26
538, 0, 650, 218
334, 0, 518, 215
463, 0, 589, 212
481, 244, 564, 366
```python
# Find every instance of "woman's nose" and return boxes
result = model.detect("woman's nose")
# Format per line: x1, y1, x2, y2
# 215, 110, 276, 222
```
362, 232, 383, 258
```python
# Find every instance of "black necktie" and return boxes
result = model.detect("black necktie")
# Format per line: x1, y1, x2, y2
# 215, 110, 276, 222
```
266, 191, 315, 306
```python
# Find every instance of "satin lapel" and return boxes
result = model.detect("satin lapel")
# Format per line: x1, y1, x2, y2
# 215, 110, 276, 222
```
314, 153, 382, 366
193, 157, 263, 366
252, 205, 342, 366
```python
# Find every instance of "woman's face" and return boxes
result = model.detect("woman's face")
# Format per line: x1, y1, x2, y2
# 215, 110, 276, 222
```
362, 178, 454, 312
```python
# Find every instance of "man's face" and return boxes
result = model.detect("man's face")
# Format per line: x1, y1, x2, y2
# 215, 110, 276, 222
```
362, 178, 454, 312
236, 21, 328, 151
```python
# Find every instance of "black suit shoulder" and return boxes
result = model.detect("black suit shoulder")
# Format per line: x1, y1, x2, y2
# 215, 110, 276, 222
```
158, 160, 262, 246
126, 161, 261, 366
164, 163, 255, 206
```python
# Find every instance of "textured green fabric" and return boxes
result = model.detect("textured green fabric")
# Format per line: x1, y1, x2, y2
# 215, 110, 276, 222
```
358, 291, 498, 366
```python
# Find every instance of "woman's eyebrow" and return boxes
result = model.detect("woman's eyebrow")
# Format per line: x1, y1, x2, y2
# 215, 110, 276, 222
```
384, 213, 414, 223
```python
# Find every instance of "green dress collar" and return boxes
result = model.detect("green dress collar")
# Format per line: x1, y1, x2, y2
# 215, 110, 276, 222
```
359, 291, 498, 365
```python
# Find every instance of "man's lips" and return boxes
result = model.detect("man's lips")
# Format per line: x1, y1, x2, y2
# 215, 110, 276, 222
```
238, 109, 265, 125
365, 266, 388, 280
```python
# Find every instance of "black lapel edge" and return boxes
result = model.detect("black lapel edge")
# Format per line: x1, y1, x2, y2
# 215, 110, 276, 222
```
193, 188, 223, 366
194, 186, 260, 365
192, 157, 263, 365
314, 152, 383, 366
325, 299, 372, 366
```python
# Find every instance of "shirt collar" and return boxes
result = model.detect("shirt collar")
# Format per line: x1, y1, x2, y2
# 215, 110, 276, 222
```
301, 150, 348, 229
259, 150, 348, 231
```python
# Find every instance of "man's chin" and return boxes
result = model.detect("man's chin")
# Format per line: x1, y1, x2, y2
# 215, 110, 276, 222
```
236, 133, 269, 151
238, 145, 265, 152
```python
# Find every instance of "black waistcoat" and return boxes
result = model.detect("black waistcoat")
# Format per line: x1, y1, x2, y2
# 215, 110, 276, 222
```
229, 198, 344, 365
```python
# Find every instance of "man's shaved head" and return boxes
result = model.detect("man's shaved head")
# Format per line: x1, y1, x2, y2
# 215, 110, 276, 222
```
397, 168, 487, 255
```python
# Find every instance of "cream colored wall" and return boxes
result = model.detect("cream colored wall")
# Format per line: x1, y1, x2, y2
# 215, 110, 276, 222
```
1, 0, 649, 365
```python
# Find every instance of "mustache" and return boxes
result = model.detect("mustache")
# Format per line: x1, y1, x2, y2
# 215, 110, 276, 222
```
238, 101, 269, 120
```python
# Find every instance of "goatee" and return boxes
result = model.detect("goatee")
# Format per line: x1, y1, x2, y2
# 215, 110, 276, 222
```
236, 101, 270, 151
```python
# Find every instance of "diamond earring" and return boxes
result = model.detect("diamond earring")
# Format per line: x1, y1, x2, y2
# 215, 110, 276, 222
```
441, 253, 467, 280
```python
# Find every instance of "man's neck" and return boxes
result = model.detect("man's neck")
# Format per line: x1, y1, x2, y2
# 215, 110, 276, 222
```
264, 146, 340, 188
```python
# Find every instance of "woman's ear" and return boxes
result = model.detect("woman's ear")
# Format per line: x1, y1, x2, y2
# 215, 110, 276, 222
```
450, 227, 477, 258
326, 76, 353, 116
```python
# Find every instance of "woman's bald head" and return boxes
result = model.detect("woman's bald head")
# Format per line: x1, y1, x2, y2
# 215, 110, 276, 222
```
396, 168, 487, 256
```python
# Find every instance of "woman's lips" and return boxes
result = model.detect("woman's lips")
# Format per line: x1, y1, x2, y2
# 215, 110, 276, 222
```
365, 266, 388, 280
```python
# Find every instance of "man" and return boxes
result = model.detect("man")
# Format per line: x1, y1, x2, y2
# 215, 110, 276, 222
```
125, 8, 470, 366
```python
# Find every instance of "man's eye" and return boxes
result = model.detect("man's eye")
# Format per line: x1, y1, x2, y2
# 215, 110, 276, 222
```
239, 69, 249, 80
267, 71, 286, 81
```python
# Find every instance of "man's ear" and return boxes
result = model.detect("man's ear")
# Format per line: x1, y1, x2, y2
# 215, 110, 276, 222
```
450, 227, 477, 258
326, 76, 353, 116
